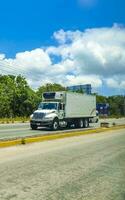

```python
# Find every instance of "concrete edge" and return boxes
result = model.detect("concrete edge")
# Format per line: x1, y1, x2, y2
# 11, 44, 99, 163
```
0, 125, 125, 148
0, 139, 22, 148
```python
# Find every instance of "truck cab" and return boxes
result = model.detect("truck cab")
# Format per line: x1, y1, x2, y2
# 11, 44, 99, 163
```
30, 92, 66, 130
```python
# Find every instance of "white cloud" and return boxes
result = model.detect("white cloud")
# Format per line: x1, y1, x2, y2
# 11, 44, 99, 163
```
106, 77, 125, 90
8, 48, 51, 72
0, 54, 5, 60
0, 24, 125, 94
51, 25, 125, 91
65, 75, 102, 88
0, 49, 51, 82
52, 25, 125, 77
53, 29, 83, 44
106, 78, 119, 89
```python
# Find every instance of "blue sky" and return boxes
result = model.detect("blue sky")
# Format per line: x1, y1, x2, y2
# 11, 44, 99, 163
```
0, 0, 125, 95
0, 0, 125, 56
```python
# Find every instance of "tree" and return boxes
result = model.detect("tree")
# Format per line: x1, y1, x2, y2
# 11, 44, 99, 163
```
108, 95, 125, 116
0, 75, 15, 117
37, 83, 66, 99
96, 95, 108, 104
0, 75, 40, 117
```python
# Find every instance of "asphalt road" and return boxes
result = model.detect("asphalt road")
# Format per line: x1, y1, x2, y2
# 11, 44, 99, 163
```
0, 122, 95, 140
0, 129, 125, 200
0, 118, 125, 140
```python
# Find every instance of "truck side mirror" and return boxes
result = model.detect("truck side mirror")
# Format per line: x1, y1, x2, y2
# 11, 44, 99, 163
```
59, 103, 64, 110
59, 103, 62, 110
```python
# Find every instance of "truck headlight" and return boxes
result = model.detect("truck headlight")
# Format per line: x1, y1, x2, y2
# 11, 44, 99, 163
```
44, 115, 53, 120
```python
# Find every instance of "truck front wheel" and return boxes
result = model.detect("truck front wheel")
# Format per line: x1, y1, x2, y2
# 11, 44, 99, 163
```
51, 119, 59, 131
31, 124, 37, 130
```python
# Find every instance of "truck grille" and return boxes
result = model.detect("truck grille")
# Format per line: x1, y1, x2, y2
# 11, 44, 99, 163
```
33, 113, 45, 119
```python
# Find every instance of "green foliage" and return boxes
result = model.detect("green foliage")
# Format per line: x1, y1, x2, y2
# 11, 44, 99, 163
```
0, 117, 29, 124
0, 75, 40, 118
96, 95, 108, 104
96, 94, 125, 117
108, 95, 125, 116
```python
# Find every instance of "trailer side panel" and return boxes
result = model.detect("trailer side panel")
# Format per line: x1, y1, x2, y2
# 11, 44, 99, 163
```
65, 93, 96, 118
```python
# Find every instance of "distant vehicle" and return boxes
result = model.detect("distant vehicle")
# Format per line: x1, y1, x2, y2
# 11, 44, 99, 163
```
30, 91, 97, 130
96, 103, 110, 116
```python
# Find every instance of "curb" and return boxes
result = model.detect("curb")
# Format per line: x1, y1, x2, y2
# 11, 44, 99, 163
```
0, 139, 22, 148
0, 125, 125, 148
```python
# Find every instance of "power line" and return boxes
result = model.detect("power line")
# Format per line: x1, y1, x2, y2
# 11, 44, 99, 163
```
0, 59, 45, 81
0, 60, 28, 75
0, 60, 37, 79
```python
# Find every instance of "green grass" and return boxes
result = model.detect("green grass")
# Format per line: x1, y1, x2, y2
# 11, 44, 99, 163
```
0, 117, 30, 124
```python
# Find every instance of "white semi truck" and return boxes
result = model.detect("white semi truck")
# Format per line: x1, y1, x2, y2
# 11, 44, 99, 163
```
30, 91, 97, 130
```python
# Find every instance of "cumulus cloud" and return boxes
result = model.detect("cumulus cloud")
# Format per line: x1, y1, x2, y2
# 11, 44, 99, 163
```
8, 48, 51, 72
52, 25, 125, 76
0, 49, 52, 82
66, 75, 102, 88
51, 24, 125, 90
106, 78, 120, 89
0, 24, 125, 93
0, 54, 5, 60
106, 77, 125, 90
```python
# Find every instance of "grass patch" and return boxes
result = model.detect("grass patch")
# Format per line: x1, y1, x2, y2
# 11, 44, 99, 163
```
0, 117, 30, 124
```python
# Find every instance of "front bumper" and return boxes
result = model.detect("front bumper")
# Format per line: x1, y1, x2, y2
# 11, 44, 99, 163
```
30, 120, 53, 127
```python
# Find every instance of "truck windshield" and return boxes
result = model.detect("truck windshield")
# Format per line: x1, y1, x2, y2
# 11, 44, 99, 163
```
38, 103, 58, 110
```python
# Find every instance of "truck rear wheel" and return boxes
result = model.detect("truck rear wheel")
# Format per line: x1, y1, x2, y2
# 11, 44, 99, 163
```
51, 119, 59, 131
67, 122, 72, 129
83, 119, 89, 128
79, 119, 84, 128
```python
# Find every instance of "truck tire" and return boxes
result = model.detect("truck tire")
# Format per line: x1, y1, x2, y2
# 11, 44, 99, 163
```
96, 118, 99, 123
31, 124, 37, 130
67, 122, 71, 129
79, 119, 84, 128
83, 119, 89, 128
51, 119, 59, 131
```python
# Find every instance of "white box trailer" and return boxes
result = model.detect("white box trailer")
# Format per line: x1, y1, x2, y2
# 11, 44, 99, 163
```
65, 92, 96, 118
30, 91, 97, 130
